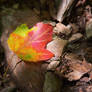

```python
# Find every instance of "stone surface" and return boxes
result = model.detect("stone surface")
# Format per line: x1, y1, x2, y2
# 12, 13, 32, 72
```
43, 72, 62, 92
86, 19, 92, 38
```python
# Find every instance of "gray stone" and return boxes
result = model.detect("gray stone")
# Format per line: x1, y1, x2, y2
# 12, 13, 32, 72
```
43, 72, 62, 92
86, 19, 92, 38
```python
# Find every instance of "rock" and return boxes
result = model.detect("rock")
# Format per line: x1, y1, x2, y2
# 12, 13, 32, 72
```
47, 37, 68, 57
69, 33, 83, 42
47, 61, 60, 70
86, 19, 92, 38
43, 72, 62, 92
54, 23, 71, 35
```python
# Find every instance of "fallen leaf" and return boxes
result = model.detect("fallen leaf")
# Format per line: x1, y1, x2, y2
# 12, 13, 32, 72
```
7, 22, 54, 62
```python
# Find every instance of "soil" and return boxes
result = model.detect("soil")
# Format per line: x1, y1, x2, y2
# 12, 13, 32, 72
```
0, 0, 92, 92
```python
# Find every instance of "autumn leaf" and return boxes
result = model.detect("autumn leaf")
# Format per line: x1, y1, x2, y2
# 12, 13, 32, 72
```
7, 22, 54, 62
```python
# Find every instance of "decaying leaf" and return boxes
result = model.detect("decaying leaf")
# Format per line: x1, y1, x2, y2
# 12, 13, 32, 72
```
59, 53, 92, 81
47, 61, 60, 70
47, 37, 68, 58
69, 33, 83, 42
53, 23, 71, 36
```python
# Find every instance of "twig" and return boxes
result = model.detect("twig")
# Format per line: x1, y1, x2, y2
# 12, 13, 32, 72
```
11, 60, 22, 73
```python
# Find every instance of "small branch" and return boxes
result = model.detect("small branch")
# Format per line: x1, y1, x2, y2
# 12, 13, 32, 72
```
11, 60, 23, 73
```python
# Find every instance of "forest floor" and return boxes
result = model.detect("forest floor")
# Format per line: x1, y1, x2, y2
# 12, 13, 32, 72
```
0, 0, 92, 92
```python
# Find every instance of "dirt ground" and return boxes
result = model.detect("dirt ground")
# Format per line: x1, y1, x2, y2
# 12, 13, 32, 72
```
0, 0, 92, 92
